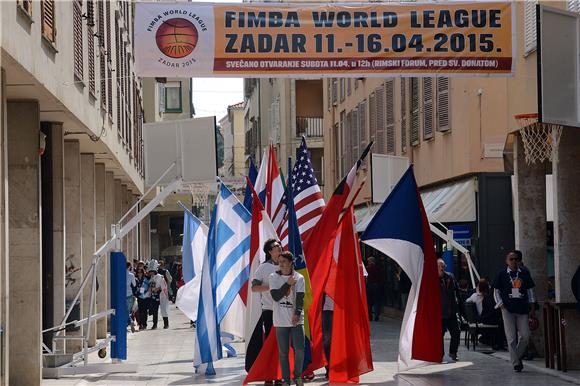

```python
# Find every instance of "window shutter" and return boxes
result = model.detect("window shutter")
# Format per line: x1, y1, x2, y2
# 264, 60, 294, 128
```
86, 0, 95, 27
437, 77, 450, 132
411, 78, 420, 146
327, 79, 331, 110
524, 1, 537, 54
98, 0, 106, 108
375, 84, 386, 154
359, 100, 367, 151
18, 0, 33, 16
339, 111, 346, 176
41, 0, 56, 43
401, 79, 407, 153
351, 108, 359, 163
423, 78, 434, 140
569, 0, 580, 12
340, 78, 345, 102
369, 92, 376, 144
158, 83, 165, 113
105, 1, 112, 118
347, 78, 352, 96
88, 26, 96, 95
73, 0, 84, 80
333, 123, 340, 181
332, 78, 338, 105
386, 79, 395, 154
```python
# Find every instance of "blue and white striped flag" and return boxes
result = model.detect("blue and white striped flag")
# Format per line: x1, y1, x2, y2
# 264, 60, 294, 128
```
194, 183, 252, 374
175, 207, 207, 322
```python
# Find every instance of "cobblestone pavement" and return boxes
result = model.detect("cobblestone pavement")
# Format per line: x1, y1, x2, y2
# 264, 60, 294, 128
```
43, 305, 578, 386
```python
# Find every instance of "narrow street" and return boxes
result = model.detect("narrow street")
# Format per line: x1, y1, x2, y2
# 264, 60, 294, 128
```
43, 305, 576, 386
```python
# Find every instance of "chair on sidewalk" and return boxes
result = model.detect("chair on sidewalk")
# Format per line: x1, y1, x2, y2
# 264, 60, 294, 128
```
464, 302, 499, 350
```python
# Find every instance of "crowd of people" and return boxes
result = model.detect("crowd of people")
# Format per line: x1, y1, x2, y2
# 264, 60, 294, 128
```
126, 258, 184, 332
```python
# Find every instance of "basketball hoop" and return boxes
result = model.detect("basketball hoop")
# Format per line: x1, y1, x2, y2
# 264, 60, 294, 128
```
187, 183, 211, 207
514, 113, 562, 165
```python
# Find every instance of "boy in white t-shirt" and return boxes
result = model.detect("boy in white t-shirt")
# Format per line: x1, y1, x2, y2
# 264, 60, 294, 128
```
269, 252, 305, 386
247, 239, 282, 376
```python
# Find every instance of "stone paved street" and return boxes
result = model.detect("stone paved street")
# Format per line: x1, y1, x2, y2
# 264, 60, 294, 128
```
42, 305, 578, 386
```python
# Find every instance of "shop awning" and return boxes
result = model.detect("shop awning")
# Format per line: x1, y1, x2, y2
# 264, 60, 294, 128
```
354, 177, 477, 232
420, 178, 477, 223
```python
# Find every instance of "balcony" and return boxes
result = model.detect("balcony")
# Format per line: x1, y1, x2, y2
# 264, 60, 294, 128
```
296, 117, 323, 138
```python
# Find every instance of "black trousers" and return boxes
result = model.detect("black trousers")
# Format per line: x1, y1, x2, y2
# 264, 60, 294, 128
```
244, 309, 274, 372
442, 316, 460, 355
322, 310, 334, 364
137, 297, 149, 327
149, 298, 160, 326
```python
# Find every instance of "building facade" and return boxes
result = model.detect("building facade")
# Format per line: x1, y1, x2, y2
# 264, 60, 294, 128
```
244, 78, 325, 186
1, 1, 149, 384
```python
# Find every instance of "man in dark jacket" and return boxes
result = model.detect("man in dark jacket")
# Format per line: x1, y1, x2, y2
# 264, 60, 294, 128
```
438, 258, 460, 361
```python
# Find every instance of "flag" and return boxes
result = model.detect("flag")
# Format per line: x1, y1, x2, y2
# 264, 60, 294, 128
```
302, 142, 372, 372
279, 137, 325, 248
254, 145, 285, 228
194, 184, 252, 374
176, 207, 207, 322
327, 207, 373, 382
193, 204, 221, 375
214, 184, 252, 324
360, 165, 442, 371
244, 179, 278, 372
243, 158, 258, 211
244, 157, 315, 384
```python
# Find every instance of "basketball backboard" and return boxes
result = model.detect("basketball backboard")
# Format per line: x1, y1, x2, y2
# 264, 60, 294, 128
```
371, 153, 409, 204
143, 116, 217, 187
538, 5, 580, 128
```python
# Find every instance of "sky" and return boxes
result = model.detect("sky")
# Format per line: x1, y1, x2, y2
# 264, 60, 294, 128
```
191, 0, 243, 121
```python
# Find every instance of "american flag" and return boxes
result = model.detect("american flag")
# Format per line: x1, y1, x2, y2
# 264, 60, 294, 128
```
277, 137, 325, 248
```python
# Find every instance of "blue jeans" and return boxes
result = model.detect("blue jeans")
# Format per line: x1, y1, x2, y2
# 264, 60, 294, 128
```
126, 296, 134, 325
276, 325, 305, 381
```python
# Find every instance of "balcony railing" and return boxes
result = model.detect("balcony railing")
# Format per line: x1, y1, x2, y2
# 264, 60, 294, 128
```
296, 117, 323, 137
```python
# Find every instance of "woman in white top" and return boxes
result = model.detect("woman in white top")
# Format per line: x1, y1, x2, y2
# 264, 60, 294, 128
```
269, 252, 305, 386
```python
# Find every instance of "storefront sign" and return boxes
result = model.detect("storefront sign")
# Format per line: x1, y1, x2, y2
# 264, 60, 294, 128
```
135, 1, 514, 77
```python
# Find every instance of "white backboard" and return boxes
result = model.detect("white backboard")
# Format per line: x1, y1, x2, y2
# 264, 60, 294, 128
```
144, 116, 217, 187
539, 5, 580, 127
371, 153, 409, 204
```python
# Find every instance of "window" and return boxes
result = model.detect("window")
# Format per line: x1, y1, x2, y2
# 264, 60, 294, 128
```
347, 78, 352, 96
569, 0, 580, 12
17, 0, 33, 17
327, 79, 331, 110
423, 78, 434, 140
41, 0, 56, 44
401, 79, 408, 153
369, 92, 376, 144
164, 81, 183, 112
73, 0, 83, 80
339, 78, 345, 102
339, 110, 346, 177
106, 0, 112, 118
359, 100, 367, 152
410, 78, 420, 146
333, 123, 340, 181
524, 1, 537, 55
331, 78, 338, 105
386, 79, 395, 154
98, 0, 106, 109
437, 77, 450, 132
375, 84, 386, 154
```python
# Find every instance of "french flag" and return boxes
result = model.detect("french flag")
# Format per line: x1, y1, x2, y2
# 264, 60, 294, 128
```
360, 165, 442, 371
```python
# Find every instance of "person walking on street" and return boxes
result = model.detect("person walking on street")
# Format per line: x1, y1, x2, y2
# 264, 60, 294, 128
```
147, 261, 166, 329
270, 252, 306, 386
438, 258, 460, 362
134, 267, 150, 330
493, 250, 536, 372
157, 260, 172, 329
126, 262, 136, 333
366, 257, 383, 321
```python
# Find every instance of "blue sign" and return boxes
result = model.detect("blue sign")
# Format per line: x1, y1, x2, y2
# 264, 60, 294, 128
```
449, 224, 472, 240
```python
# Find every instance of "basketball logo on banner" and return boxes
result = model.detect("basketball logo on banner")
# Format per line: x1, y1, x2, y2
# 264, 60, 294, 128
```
156, 18, 199, 59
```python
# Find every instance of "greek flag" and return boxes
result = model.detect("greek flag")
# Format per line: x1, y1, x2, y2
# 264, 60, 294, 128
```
194, 183, 252, 374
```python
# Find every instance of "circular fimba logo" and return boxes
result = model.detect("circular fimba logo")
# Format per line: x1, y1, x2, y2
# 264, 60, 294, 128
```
155, 18, 199, 59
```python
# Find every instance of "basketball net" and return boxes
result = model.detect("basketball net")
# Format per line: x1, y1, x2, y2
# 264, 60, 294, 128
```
515, 113, 562, 165
187, 183, 211, 207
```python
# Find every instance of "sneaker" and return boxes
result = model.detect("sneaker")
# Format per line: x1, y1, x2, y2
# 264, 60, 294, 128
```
303, 372, 315, 381
449, 353, 458, 362
293, 379, 304, 386
151, 324, 157, 330
514, 363, 523, 372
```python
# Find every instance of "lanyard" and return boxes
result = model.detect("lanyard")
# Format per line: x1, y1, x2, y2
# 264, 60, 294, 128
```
509, 270, 519, 287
